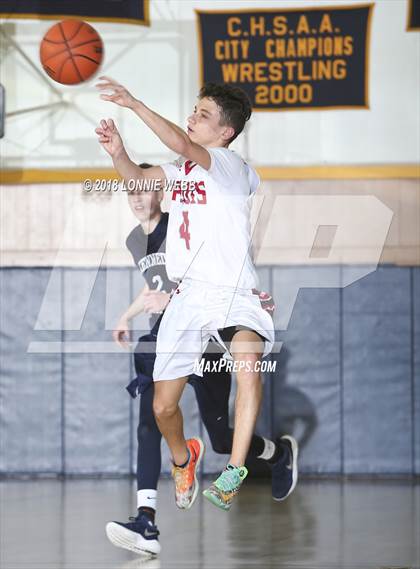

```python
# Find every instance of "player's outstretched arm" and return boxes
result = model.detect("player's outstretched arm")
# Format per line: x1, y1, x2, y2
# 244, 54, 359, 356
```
95, 118, 165, 183
96, 76, 211, 170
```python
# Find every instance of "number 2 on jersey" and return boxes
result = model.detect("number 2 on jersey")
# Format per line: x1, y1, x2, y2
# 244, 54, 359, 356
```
152, 274, 163, 291
179, 211, 191, 250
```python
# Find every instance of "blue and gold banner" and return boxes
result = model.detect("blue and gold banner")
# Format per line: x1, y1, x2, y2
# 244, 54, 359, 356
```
407, 0, 420, 30
0, 0, 149, 25
196, 4, 373, 111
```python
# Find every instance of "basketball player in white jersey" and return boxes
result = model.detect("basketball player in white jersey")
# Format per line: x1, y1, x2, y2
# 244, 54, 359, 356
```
95, 77, 298, 511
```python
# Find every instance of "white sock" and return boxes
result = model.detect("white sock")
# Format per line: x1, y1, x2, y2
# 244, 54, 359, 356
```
137, 489, 157, 511
257, 437, 276, 461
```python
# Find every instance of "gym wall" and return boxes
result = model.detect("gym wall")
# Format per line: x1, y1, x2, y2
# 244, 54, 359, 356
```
0, 0, 419, 476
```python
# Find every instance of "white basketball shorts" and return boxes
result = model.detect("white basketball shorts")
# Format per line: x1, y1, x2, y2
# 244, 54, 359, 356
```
153, 278, 275, 381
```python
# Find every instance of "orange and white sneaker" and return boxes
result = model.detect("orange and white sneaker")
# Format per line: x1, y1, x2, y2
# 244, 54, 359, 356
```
171, 437, 205, 510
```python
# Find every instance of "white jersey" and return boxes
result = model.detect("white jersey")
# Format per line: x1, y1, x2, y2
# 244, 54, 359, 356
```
160, 147, 260, 289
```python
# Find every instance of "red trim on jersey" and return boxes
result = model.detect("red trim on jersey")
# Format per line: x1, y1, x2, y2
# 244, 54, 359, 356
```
184, 160, 197, 175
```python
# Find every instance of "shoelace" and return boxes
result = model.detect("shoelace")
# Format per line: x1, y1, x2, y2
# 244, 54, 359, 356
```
215, 467, 244, 492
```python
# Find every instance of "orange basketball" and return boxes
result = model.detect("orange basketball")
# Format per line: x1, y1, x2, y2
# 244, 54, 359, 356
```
40, 20, 103, 85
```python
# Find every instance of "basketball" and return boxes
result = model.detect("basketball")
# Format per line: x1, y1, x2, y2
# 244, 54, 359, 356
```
39, 20, 103, 85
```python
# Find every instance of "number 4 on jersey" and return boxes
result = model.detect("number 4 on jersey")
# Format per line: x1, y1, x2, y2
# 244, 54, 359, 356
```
179, 211, 191, 250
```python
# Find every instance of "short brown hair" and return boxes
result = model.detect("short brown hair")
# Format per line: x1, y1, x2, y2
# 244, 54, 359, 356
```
198, 83, 252, 143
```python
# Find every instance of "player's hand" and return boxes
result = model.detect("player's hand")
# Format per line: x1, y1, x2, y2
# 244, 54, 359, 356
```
95, 118, 124, 157
96, 76, 139, 109
143, 291, 170, 314
113, 318, 131, 349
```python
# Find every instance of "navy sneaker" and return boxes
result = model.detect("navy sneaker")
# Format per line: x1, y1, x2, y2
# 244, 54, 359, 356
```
271, 435, 299, 501
106, 512, 161, 556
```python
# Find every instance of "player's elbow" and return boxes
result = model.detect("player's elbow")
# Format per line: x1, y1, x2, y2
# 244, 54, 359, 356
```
211, 439, 231, 455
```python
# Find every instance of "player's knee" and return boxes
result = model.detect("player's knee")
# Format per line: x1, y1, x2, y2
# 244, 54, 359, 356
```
245, 352, 260, 366
210, 437, 231, 454
137, 419, 158, 442
235, 353, 262, 377
203, 421, 232, 454
153, 398, 177, 422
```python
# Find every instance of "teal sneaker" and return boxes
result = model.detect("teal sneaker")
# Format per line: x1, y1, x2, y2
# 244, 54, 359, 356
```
203, 464, 248, 511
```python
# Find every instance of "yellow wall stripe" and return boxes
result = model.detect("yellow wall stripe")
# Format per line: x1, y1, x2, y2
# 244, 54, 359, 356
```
257, 164, 420, 180
1, 165, 419, 185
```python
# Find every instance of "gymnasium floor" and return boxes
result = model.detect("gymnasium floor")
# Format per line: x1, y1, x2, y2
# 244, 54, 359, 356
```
1, 477, 419, 569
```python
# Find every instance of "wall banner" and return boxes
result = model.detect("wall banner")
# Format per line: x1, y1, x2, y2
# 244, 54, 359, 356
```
196, 4, 373, 111
407, 0, 420, 30
0, 0, 149, 25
